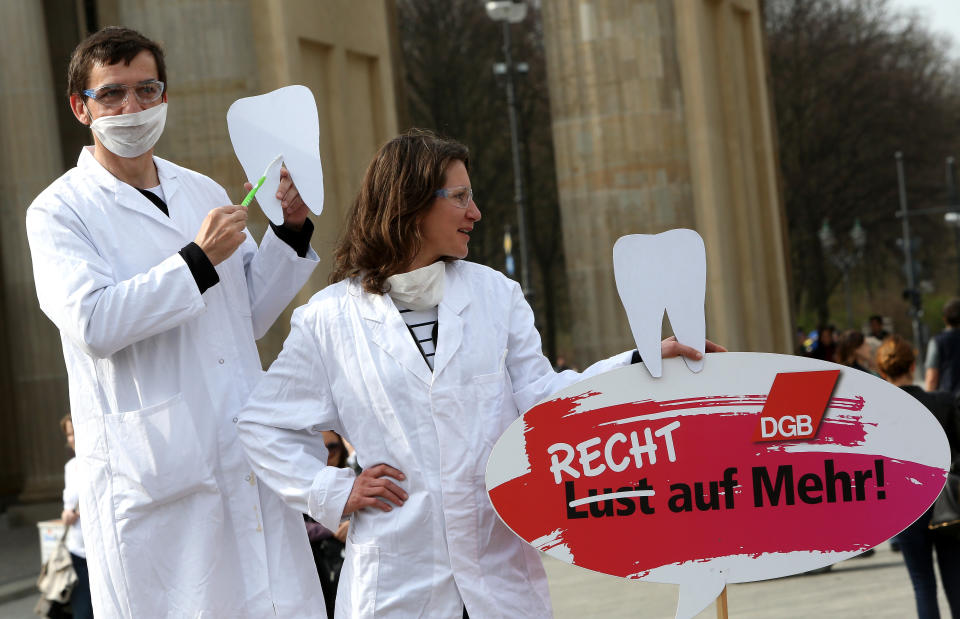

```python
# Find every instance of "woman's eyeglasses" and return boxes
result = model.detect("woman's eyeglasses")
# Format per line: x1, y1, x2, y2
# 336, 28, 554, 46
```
434, 185, 474, 209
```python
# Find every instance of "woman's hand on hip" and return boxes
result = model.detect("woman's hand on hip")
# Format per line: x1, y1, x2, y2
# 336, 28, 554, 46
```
343, 464, 408, 515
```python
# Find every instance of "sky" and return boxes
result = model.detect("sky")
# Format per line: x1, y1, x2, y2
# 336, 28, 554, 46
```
891, 0, 960, 58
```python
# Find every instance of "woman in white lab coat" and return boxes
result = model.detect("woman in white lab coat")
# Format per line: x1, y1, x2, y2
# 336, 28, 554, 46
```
237, 130, 711, 618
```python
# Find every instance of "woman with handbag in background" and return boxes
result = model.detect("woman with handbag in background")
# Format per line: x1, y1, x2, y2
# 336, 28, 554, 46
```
60, 414, 92, 619
877, 335, 960, 618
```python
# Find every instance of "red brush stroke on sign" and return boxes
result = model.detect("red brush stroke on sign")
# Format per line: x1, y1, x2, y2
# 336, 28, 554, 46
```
579, 393, 864, 427
488, 394, 940, 578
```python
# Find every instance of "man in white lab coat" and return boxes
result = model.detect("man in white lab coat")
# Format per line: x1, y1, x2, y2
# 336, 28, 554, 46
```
26, 27, 325, 617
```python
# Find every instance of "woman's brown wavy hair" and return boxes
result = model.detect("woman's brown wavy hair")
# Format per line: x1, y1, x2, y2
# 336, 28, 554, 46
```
330, 129, 469, 294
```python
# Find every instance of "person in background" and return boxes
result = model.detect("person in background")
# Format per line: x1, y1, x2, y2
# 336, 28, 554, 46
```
60, 414, 92, 619
794, 326, 809, 356
305, 431, 349, 619
926, 298, 960, 395
810, 324, 837, 362
236, 130, 723, 617
877, 335, 960, 619
836, 329, 875, 374
869, 314, 890, 341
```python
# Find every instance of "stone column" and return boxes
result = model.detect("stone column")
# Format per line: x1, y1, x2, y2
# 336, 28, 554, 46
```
672, 0, 793, 353
541, 0, 793, 364
541, 0, 696, 364
0, 0, 71, 501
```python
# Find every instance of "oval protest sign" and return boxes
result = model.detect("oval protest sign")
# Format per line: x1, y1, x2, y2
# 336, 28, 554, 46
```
486, 353, 949, 618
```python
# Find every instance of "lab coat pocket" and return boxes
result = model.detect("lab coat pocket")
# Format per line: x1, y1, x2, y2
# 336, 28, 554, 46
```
103, 393, 218, 519
473, 350, 513, 475
472, 367, 506, 429
472, 376, 507, 465
472, 348, 507, 392
473, 370, 504, 385
339, 542, 378, 619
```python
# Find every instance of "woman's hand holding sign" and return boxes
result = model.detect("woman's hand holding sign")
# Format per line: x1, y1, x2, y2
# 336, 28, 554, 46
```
661, 336, 727, 361
344, 464, 408, 515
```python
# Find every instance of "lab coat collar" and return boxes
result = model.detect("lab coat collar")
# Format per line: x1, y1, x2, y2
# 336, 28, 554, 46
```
433, 263, 469, 378
353, 262, 470, 384
354, 279, 434, 386
155, 157, 181, 205
77, 146, 181, 234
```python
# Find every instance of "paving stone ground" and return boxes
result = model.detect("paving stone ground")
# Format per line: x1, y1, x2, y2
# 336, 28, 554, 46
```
0, 536, 943, 618
545, 543, 943, 618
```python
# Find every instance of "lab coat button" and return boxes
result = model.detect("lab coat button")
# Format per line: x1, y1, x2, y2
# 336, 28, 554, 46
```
232, 417, 239, 423
218, 358, 225, 364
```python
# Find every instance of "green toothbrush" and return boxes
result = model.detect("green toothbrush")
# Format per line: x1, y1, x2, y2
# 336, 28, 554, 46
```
241, 154, 283, 207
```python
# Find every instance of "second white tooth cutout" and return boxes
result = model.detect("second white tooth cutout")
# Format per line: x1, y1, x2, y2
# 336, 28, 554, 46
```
613, 229, 706, 378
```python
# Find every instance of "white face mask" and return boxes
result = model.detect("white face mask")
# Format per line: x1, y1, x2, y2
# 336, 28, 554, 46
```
89, 102, 167, 158
386, 262, 445, 311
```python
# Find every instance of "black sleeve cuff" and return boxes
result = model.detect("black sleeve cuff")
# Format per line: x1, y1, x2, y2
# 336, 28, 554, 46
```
631, 350, 643, 364
179, 242, 220, 294
270, 218, 314, 258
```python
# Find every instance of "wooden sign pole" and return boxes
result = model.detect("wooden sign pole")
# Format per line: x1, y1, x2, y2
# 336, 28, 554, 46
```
715, 586, 728, 619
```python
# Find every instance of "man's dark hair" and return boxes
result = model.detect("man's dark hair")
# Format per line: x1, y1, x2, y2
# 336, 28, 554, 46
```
869, 315, 883, 324
944, 298, 960, 327
67, 26, 166, 99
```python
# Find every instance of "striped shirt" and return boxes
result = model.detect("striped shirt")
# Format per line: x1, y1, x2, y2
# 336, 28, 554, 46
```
397, 305, 439, 370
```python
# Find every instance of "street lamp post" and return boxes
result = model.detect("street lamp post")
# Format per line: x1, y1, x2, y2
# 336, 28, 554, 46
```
945, 157, 960, 294
486, 0, 531, 297
890, 153, 959, 367
895, 151, 925, 363
818, 218, 867, 329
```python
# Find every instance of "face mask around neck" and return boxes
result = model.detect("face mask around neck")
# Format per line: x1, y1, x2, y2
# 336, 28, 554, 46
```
89, 102, 167, 158
386, 262, 445, 311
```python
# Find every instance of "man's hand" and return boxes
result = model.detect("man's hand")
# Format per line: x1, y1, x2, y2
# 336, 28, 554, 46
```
243, 167, 309, 230
61, 509, 79, 526
194, 205, 247, 265
342, 464, 407, 516
661, 336, 728, 361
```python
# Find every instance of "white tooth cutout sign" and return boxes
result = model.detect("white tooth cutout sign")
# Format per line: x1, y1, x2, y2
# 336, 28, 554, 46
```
613, 230, 706, 378
227, 85, 324, 225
